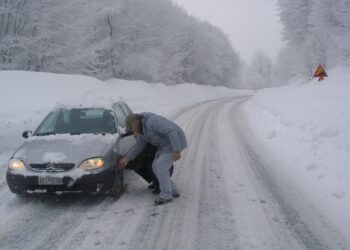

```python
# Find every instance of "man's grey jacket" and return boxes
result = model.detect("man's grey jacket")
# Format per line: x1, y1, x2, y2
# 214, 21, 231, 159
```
126, 112, 187, 160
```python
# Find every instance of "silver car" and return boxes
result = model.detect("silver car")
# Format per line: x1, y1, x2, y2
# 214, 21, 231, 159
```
6, 102, 137, 199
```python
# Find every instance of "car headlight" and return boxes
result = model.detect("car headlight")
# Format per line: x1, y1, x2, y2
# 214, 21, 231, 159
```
79, 158, 104, 171
9, 159, 25, 170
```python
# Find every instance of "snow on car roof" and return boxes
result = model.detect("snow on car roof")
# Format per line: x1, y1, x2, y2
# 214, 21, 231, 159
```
54, 104, 110, 111
53, 102, 125, 111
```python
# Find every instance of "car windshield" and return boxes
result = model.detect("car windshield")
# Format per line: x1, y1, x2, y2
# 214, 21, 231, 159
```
34, 108, 117, 135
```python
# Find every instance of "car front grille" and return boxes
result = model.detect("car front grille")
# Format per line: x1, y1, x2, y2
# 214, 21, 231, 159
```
29, 163, 75, 172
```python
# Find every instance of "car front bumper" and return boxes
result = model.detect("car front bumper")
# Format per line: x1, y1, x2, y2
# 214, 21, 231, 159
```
6, 168, 115, 194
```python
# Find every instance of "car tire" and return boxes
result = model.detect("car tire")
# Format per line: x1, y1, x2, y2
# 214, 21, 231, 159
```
110, 169, 124, 200
11, 189, 29, 198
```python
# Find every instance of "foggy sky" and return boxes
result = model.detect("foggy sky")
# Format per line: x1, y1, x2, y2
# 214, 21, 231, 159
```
173, 0, 284, 63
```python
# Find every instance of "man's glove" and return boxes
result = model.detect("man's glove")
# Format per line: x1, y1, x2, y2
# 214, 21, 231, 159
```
172, 151, 181, 161
118, 156, 130, 169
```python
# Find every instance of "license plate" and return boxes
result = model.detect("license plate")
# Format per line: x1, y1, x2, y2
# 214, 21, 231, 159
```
38, 176, 63, 185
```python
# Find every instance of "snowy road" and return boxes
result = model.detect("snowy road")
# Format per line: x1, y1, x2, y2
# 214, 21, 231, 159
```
0, 96, 348, 250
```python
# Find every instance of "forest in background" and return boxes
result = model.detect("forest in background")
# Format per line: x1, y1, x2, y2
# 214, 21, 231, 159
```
0, 0, 241, 87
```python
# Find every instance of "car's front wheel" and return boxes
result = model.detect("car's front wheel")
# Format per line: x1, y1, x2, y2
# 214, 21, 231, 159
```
110, 169, 124, 200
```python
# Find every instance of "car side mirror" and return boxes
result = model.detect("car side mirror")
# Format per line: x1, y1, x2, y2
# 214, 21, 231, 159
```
116, 134, 136, 156
22, 130, 33, 139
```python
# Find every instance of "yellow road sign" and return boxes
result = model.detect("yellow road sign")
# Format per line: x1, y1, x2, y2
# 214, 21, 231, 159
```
313, 65, 328, 81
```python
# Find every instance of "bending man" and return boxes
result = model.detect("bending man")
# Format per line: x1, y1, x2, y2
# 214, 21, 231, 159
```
118, 112, 187, 206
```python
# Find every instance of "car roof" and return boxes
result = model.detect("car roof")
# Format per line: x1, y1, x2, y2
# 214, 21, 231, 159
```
53, 101, 128, 112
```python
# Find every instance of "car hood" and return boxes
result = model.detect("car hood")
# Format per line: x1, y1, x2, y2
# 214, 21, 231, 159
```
13, 134, 117, 165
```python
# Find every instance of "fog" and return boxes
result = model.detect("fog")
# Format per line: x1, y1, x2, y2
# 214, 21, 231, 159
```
173, 0, 284, 62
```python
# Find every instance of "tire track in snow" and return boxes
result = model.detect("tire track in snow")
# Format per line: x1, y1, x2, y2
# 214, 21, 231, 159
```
231, 100, 348, 250
193, 99, 238, 250
218, 99, 311, 249
0, 194, 108, 250
150, 99, 238, 250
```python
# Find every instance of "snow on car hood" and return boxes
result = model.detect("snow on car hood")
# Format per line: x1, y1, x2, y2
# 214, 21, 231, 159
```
13, 134, 118, 165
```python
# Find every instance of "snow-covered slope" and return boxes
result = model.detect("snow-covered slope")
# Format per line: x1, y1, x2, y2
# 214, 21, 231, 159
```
0, 70, 242, 153
243, 68, 350, 236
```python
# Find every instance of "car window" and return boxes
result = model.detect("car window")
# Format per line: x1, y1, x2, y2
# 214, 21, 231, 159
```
34, 108, 117, 135
35, 111, 61, 134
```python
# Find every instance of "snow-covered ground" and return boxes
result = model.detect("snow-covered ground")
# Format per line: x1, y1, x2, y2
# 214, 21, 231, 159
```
1, 70, 350, 249
243, 68, 350, 239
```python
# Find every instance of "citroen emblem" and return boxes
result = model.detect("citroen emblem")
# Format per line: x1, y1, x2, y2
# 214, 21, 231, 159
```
47, 162, 56, 172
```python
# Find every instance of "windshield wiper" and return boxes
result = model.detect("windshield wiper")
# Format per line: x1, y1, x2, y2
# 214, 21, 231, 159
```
70, 132, 81, 135
35, 131, 56, 136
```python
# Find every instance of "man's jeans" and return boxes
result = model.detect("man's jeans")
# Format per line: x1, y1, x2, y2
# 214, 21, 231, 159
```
152, 153, 178, 200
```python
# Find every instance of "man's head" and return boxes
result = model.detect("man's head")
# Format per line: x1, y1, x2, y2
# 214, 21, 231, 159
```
125, 113, 141, 136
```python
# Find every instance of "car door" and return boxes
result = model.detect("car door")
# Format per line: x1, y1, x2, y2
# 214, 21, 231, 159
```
120, 103, 132, 116
112, 103, 127, 134
113, 103, 136, 156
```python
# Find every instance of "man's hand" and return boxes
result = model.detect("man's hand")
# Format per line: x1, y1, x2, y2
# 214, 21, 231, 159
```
118, 156, 130, 169
172, 151, 181, 161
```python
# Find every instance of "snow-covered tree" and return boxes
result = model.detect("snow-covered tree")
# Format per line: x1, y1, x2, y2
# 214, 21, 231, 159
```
279, 0, 312, 46
272, 47, 299, 86
242, 51, 272, 89
0, 0, 242, 87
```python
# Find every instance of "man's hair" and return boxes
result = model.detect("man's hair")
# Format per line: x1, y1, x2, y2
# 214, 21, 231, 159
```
125, 113, 140, 132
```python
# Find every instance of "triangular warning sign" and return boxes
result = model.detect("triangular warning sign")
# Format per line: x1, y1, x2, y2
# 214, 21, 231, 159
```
314, 65, 328, 77
313, 65, 328, 80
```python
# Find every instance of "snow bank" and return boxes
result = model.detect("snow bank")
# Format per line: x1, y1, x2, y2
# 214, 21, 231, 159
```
243, 67, 350, 234
0, 71, 242, 153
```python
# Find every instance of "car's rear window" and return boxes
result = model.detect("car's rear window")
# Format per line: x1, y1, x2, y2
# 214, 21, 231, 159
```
34, 108, 116, 135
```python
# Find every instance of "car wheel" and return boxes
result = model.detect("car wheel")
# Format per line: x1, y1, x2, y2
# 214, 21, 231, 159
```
110, 169, 124, 200
12, 189, 29, 198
